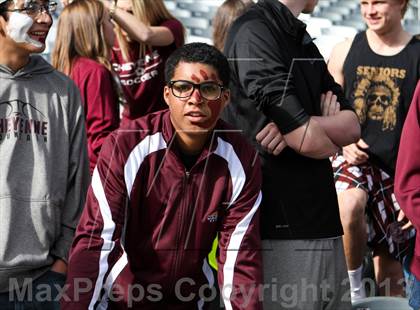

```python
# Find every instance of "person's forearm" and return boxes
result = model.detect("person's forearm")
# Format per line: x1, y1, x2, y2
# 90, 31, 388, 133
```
283, 118, 340, 159
107, 5, 174, 46
312, 111, 360, 147
109, 7, 153, 43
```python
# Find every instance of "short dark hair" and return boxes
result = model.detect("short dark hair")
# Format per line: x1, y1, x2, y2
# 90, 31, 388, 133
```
165, 42, 230, 88
0, 0, 11, 20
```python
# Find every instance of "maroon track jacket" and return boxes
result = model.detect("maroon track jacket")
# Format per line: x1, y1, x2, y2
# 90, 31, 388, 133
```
395, 81, 420, 281
62, 110, 263, 309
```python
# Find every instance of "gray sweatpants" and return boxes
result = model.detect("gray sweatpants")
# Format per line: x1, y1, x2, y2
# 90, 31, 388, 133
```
262, 238, 352, 310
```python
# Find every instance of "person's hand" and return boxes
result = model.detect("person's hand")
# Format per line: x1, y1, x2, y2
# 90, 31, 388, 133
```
342, 139, 369, 165
320, 91, 340, 116
256, 122, 287, 155
51, 258, 67, 275
397, 209, 413, 231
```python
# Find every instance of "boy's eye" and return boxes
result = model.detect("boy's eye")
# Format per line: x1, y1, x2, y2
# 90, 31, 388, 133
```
174, 84, 191, 92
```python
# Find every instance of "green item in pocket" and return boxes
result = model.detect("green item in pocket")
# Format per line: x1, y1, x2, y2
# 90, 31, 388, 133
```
208, 237, 218, 270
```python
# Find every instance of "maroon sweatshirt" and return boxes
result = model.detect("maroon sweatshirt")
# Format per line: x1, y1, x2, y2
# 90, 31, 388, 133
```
111, 19, 184, 125
62, 110, 263, 309
71, 57, 120, 173
395, 81, 420, 280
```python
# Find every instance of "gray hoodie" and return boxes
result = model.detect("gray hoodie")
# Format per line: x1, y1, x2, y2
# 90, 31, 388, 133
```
0, 55, 90, 292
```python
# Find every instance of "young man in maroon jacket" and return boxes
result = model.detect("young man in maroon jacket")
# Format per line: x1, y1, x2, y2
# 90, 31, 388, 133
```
395, 81, 420, 310
62, 42, 263, 310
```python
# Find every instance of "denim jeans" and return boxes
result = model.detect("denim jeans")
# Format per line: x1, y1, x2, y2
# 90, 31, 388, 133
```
0, 270, 66, 310
409, 274, 420, 310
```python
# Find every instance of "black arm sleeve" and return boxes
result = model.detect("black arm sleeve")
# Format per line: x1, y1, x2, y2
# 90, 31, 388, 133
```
227, 20, 310, 134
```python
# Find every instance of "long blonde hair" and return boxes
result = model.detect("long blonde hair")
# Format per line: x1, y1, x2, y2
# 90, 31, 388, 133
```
115, 0, 183, 61
213, 0, 252, 51
52, 0, 111, 75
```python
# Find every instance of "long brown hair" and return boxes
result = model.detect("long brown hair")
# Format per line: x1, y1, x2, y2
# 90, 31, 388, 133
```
52, 0, 111, 75
115, 0, 183, 62
212, 0, 252, 51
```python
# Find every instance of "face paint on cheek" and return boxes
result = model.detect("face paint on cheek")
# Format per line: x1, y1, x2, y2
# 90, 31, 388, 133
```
7, 12, 43, 48
200, 100, 224, 128
199, 70, 209, 81
191, 74, 200, 83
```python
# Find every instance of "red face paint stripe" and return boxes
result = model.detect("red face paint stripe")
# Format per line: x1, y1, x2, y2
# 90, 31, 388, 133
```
199, 70, 209, 80
191, 74, 200, 83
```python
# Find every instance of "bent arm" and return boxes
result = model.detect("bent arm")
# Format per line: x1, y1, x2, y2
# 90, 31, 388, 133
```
312, 110, 360, 147
230, 22, 349, 159
104, 2, 179, 46
283, 117, 340, 159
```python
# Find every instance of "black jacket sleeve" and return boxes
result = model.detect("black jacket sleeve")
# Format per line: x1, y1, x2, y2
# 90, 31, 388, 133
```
226, 20, 309, 134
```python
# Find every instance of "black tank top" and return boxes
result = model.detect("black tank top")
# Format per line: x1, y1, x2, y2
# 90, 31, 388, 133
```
343, 32, 420, 175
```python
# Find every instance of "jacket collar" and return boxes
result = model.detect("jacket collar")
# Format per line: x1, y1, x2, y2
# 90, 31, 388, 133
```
161, 110, 222, 160
258, 0, 311, 44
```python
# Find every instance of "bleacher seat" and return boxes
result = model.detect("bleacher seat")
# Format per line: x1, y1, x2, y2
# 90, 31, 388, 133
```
313, 34, 346, 61
405, 23, 420, 35
352, 297, 411, 310
341, 19, 366, 31
303, 17, 332, 38
322, 6, 352, 17
338, 1, 359, 11
323, 25, 358, 38
171, 8, 191, 19
318, 11, 344, 23
177, 2, 211, 18
164, 0, 176, 11
186, 35, 212, 45
178, 17, 209, 30
165, 0, 418, 55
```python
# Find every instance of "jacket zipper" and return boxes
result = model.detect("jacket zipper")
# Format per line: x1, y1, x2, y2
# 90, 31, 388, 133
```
172, 170, 191, 289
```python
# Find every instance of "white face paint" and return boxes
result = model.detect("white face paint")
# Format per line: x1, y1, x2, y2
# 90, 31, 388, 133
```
11, 0, 31, 9
6, 12, 42, 48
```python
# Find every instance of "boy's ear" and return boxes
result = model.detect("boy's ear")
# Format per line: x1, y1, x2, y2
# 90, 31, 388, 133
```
163, 85, 170, 106
222, 89, 230, 108
0, 16, 7, 37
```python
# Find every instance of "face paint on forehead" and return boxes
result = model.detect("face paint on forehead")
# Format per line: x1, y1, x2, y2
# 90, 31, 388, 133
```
191, 74, 200, 83
210, 73, 218, 81
6, 12, 43, 48
199, 70, 209, 80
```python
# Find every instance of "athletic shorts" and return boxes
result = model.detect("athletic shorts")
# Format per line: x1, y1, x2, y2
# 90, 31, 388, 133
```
331, 154, 415, 262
